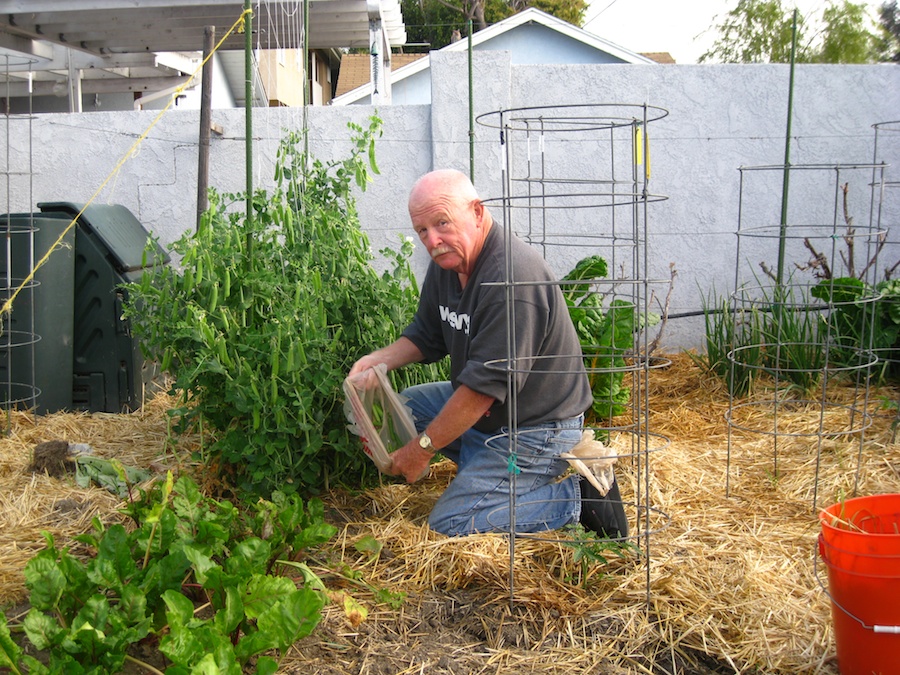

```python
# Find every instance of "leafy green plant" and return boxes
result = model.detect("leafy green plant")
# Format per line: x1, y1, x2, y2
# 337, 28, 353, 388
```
696, 282, 829, 396
812, 277, 900, 382
757, 285, 824, 393
560, 523, 639, 588
691, 286, 758, 397
1, 473, 336, 674
562, 256, 659, 423
125, 117, 440, 495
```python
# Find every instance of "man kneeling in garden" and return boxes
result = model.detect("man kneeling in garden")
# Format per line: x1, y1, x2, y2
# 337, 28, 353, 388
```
349, 169, 628, 539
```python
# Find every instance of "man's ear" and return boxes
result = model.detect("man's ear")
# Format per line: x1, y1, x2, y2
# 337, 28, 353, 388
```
473, 199, 485, 224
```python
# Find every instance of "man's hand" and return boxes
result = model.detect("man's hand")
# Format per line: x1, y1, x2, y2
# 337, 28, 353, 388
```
348, 338, 426, 388
388, 438, 433, 483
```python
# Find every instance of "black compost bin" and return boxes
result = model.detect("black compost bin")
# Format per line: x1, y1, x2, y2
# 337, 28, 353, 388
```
37, 202, 169, 413
0, 212, 75, 414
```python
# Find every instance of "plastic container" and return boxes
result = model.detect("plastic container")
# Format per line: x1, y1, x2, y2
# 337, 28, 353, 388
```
819, 494, 900, 675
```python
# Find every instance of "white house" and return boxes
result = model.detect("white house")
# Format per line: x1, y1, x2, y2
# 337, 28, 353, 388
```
333, 8, 661, 106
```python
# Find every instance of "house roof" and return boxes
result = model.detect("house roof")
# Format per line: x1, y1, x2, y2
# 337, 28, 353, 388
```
333, 8, 658, 105
641, 52, 676, 64
335, 53, 426, 97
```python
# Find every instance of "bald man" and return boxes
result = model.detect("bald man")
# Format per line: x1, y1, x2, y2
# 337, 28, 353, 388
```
349, 169, 627, 538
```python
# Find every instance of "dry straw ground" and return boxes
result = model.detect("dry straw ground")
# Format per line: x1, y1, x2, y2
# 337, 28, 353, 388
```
1, 353, 898, 674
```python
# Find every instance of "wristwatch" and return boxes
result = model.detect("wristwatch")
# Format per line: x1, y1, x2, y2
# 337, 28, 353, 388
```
418, 432, 436, 454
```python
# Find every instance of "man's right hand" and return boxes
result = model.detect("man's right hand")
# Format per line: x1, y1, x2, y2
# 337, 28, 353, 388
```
389, 438, 433, 483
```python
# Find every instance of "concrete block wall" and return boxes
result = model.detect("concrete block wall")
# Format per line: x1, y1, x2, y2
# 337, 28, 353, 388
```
3, 54, 898, 350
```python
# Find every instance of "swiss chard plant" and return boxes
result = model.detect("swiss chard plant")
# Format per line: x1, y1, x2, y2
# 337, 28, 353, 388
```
0, 473, 336, 674
125, 117, 441, 495
812, 277, 900, 381
562, 256, 658, 423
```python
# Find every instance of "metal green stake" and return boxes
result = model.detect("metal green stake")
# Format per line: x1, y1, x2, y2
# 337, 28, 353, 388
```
776, 9, 799, 287
468, 19, 475, 182
244, 0, 254, 256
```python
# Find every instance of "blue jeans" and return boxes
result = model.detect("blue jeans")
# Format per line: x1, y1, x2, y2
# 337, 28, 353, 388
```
402, 381, 582, 536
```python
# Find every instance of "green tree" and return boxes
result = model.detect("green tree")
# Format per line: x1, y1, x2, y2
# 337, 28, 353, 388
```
815, 1, 879, 62
400, 0, 588, 52
875, 0, 900, 61
699, 0, 879, 63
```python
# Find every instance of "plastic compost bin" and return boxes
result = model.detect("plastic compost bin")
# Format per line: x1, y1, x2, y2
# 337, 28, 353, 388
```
35, 201, 169, 413
0, 202, 169, 413
0, 212, 75, 414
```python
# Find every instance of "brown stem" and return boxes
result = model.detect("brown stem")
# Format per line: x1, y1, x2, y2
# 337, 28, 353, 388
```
646, 264, 677, 355
841, 182, 856, 278
123, 654, 166, 675
802, 237, 831, 279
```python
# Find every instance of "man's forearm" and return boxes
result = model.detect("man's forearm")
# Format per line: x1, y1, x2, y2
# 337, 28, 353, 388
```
349, 336, 424, 378
372, 336, 425, 371
423, 384, 494, 451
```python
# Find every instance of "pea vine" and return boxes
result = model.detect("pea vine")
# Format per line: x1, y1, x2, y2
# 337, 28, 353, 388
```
125, 117, 439, 495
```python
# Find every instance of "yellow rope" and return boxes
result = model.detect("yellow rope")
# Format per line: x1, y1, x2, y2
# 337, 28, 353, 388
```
1, 8, 253, 322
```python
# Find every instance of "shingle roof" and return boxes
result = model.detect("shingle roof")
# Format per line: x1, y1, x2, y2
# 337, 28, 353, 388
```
335, 53, 427, 97
641, 52, 676, 64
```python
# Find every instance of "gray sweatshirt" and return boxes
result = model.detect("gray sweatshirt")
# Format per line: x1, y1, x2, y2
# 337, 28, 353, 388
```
402, 224, 592, 432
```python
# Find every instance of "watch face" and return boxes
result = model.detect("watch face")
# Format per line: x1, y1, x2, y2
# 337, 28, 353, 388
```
419, 434, 430, 448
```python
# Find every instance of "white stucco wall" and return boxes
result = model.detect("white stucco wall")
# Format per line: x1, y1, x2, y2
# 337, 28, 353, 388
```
3, 54, 898, 351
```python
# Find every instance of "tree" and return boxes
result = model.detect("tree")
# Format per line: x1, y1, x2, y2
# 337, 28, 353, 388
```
699, 0, 879, 64
400, 0, 588, 52
875, 1, 900, 61
815, 1, 879, 62
699, 0, 803, 63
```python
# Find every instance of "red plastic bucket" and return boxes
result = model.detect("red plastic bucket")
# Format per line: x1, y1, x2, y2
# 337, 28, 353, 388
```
819, 494, 900, 675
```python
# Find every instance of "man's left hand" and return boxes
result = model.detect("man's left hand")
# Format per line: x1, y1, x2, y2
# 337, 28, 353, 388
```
388, 440, 432, 483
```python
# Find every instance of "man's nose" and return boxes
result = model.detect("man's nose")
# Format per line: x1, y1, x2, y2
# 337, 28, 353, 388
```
423, 229, 441, 249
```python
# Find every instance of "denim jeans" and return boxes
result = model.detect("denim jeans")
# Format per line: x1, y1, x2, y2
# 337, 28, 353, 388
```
402, 381, 582, 536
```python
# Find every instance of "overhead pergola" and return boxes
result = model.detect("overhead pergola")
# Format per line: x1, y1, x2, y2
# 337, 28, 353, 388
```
0, 0, 406, 104
0, 0, 405, 55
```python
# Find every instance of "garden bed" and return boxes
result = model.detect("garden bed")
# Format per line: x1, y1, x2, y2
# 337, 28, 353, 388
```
2, 353, 898, 674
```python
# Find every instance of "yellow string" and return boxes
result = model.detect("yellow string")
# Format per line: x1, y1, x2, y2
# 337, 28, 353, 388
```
1, 8, 253, 322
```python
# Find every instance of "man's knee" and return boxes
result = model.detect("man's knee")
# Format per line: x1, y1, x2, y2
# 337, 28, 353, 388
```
428, 509, 476, 537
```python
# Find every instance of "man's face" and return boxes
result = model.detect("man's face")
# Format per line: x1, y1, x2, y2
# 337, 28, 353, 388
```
410, 191, 485, 276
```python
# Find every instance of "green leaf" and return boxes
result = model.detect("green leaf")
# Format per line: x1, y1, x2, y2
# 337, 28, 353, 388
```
161, 588, 196, 626
256, 655, 280, 675
224, 538, 272, 578
89, 524, 137, 592
23, 554, 66, 612
561, 255, 608, 304
22, 609, 64, 651
235, 587, 324, 660
0, 612, 25, 673
213, 585, 244, 635
182, 545, 220, 587
241, 574, 298, 620
118, 585, 150, 626
353, 535, 383, 558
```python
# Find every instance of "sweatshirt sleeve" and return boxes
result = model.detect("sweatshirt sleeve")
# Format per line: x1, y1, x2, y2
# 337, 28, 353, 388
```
400, 265, 448, 364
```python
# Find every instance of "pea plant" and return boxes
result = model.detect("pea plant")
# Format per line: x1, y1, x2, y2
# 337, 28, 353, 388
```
125, 117, 437, 495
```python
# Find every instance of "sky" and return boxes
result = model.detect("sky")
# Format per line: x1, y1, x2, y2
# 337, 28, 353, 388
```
581, 0, 871, 64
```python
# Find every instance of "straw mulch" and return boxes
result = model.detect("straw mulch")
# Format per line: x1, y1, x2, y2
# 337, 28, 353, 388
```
1, 353, 898, 674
